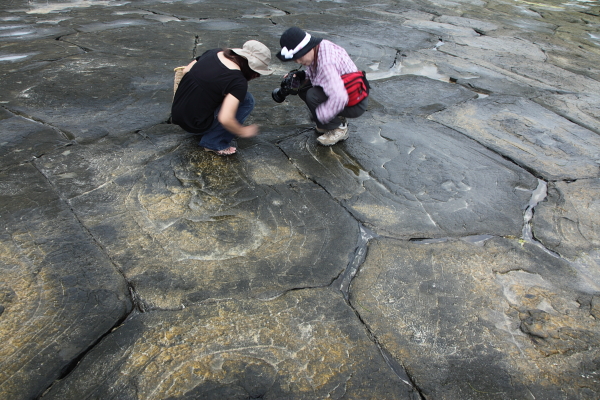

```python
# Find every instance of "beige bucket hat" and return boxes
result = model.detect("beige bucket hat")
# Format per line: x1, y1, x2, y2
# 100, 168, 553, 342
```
232, 40, 273, 75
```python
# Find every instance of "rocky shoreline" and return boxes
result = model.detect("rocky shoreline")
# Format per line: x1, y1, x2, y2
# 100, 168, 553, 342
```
1, 0, 599, 399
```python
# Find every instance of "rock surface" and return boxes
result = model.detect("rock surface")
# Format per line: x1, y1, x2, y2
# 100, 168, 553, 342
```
350, 237, 600, 400
43, 289, 415, 400
0, 163, 132, 400
1, 0, 599, 399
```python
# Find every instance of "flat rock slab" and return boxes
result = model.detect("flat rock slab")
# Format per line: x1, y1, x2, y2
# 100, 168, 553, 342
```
442, 35, 547, 64
271, 12, 438, 52
350, 237, 600, 399
403, 48, 545, 97
0, 109, 71, 169
42, 288, 415, 400
435, 15, 499, 34
0, 163, 132, 400
535, 92, 600, 135
280, 115, 537, 239
546, 48, 600, 83
430, 95, 600, 180
4, 52, 173, 143
534, 179, 600, 261
369, 75, 478, 115
509, 60, 600, 96
36, 128, 359, 309
0, 39, 82, 69
402, 19, 480, 38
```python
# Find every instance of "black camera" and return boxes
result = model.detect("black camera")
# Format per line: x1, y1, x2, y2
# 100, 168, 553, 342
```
272, 69, 310, 103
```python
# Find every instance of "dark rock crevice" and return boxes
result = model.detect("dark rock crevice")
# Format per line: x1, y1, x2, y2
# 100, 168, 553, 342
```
345, 290, 426, 399
264, 3, 292, 15
329, 226, 425, 398
55, 36, 93, 54
334, 225, 376, 300
31, 162, 141, 313
1, 105, 76, 142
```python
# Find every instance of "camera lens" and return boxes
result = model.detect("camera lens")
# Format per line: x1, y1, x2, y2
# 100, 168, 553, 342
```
272, 88, 287, 103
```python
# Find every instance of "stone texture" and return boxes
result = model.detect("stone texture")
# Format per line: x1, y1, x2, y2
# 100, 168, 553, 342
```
535, 93, 600, 135
430, 95, 600, 181
391, 48, 547, 98
369, 75, 478, 115
350, 237, 600, 400
0, 163, 132, 400
534, 179, 600, 261
435, 15, 499, 34
280, 114, 538, 239
1, 0, 600, 398
42, 289, 416, 400
36, 128, 359, 309
4, 53, 174, 142
0, 109, 71, 169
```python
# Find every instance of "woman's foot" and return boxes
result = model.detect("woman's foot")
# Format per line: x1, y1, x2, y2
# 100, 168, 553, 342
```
204, 146, 237, 156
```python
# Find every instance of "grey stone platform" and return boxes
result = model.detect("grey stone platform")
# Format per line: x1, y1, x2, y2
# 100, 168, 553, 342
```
1, 0, 599, 399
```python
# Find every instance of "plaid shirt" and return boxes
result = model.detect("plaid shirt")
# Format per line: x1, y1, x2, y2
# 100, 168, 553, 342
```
305, 40, 358, 124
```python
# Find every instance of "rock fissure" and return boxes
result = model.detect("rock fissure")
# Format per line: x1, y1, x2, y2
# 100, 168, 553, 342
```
39, 309, 133, 397
345, 294, 425, 398
2, 106, 76, 142
265, 3, 291, 15
192, 35, 201, 59
56, 38, 93, 54
30, 162, 141, 315
3, 1, 600, 398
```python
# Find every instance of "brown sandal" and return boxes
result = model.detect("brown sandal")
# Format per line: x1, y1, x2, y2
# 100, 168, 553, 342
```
204, 146, 237, 156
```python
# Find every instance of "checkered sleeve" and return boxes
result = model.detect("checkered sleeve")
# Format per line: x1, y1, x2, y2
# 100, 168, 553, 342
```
315, 64, 348, 124
310, 40, 357, 124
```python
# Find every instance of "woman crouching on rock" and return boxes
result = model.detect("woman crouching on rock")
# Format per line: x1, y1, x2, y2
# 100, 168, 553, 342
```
171, 40, 273, 156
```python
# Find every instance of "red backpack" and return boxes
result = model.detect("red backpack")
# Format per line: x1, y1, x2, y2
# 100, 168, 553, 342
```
342, 71, 370, 106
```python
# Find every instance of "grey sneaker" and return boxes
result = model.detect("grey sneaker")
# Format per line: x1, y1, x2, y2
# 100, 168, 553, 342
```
317, 123, 349, 146
316, 117, 346, 134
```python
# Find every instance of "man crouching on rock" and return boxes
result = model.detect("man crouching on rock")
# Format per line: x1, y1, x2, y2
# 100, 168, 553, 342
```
276, 27, 369, 146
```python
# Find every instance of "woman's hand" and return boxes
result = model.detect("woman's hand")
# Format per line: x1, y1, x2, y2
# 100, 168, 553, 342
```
218, 94, 259, 137
236, 124, 259, 138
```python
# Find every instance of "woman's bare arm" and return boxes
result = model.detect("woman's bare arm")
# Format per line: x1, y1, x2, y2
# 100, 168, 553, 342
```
218, 94, 258, 138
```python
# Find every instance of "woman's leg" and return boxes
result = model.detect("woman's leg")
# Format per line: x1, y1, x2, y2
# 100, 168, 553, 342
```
300, 87, 366, 130
200, 92, 255, 150
339, 97, 368, 119
299, 86, 345, 130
